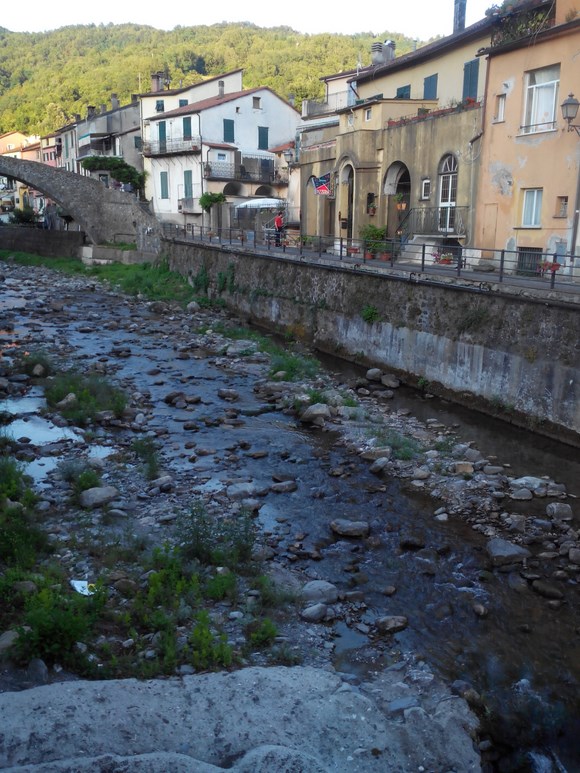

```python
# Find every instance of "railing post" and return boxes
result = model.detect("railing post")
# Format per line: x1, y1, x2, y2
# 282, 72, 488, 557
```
318, 235, 322, 257
499, 250, 505, 282
340, 236, 344, 260
421, 243, 426, 271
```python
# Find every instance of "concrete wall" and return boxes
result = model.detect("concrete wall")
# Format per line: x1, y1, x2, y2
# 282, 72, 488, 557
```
0, 226, 85, 257
166, 242, 580, 444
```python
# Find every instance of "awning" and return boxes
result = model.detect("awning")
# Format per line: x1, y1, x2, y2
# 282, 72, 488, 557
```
234, 198, 285, 209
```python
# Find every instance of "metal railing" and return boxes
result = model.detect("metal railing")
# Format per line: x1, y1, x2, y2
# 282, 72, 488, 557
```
160, 223, 579, 294
203, 160, 287, 184
398, 206, 469, 240
143, 137, 202, 156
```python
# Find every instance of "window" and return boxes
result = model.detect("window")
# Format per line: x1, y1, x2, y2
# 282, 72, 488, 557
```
494, 94, 506, 122
183, 170, 192, 198
556, 196, 568, 218
364, 107, 372, 121
522, 188, 543, 227
438, 155, 458, 232
421, 179, 431, 200
179, 99, 188, 107
523, 65, 559, 133
253, 96, 261, 109
423, 74, 438, 100
462, 59, 479, 101
160, 171, 169, 199
258, 126, 269, 150
517, 246, 543, 276
183, 116, 192, 140
134, 136, 142, 150
223, 118, 234, 143
396, 85, 411, 99
155, 99, 165, 113
217, 152, 226, 161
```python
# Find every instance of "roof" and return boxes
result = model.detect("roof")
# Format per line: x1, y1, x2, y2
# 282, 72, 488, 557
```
148, 87, 295, 121
351, 17, 493, 85
205, 142, 237, 150
269, 141, 295, 154
137, 68, 244, 98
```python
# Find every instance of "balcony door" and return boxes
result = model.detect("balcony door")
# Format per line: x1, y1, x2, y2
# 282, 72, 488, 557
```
438, 154, 457, 232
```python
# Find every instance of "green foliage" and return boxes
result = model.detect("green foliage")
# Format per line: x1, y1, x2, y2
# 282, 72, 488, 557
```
371, 427, 423, 460
44, 371, 127, 425
132, 437, 160, 480
199, 192, 226, 212
17, 349, 53, 377
0, 24, 419, 134
457, 306, 491, 334
0, 502, 50, 569
0, 456, 27, 501
248, 617, 278, 647
361, 304, 380, 323
12, 585, 104, 667
359, 224, 386, 255
188, 610, 233, 670
205, 572, 237, 601
80, 156, 146, 196
266, 344, 319, 381
178, 501, 258, 570
9, 206, 36, 225
192, 265, 210, 295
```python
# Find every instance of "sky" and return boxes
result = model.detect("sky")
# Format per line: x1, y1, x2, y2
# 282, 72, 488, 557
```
2, 0, 493, 42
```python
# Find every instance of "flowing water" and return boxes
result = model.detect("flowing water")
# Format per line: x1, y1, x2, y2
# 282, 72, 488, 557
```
1, 276, 579, 771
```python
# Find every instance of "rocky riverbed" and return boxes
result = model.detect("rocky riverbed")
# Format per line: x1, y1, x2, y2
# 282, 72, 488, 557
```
1, 259, 579, 772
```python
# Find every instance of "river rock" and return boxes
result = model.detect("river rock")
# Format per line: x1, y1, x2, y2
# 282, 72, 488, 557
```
380, 373, 400, 389
510, 488, 533, 501
510, 476, 547, 494
299, 403, 331, 425
531, 580, 564, 600
366, 368, 383, 382
569, 548, 580, 564
301, 580, 339, 604
486, 538, 531, 566
454, 461, 474, 475
79, 485, 120, 509
300, 603, 328, 622
330, 519, 370, 538
375, 615, 408, 634
546, 502, 573, 521
370, 456, 391, 475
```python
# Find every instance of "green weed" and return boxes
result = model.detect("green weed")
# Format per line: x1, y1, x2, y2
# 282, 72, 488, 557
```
132, 437, 160, 480
361, 305, 380, 324
45, 371, 127, 425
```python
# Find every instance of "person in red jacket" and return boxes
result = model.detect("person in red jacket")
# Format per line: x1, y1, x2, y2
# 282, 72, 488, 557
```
274, 211, 284, 246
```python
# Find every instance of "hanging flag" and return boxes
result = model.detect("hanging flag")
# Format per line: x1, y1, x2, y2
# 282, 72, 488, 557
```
313, 173, 331, 195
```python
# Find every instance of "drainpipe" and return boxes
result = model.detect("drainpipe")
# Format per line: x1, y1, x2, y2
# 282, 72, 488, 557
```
570, 155, 580, 273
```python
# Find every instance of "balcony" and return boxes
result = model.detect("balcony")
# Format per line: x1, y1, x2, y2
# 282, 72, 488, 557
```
178, 197, 202, 214
399, 206, 469, 239
204, 157, 287, 184
142, 137, 202, 156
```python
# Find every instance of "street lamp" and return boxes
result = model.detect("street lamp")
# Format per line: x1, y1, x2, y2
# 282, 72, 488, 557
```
561, 94, 580, 270
283, 149, 294, 164
561, 93, 580, 135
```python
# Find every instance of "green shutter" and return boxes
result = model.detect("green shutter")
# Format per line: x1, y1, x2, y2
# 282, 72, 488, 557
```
160, 171, 169, 199
462, 59, 479, 100
223, 119, 234, 142
423, 74, 438, 100
258, 126, 269, 150
183, 170, 193, 198
183, 116, 192, 140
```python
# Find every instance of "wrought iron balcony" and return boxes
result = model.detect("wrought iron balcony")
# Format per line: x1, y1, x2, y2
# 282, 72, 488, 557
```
142, 137, 202, 156
398, 206, 469, 239
204, 157, 287, 184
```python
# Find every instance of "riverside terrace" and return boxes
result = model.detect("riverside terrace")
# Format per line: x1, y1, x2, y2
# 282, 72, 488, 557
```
160, 223, 580, 299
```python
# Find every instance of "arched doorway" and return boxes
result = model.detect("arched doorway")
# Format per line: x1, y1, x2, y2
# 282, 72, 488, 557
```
338, 164, 354, 240
384, 162, 411, 238
438, 154, 458, 232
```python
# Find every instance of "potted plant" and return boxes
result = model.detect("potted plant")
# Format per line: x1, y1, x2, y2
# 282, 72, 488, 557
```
393, 193, 407, 211
359, 223, 386, 259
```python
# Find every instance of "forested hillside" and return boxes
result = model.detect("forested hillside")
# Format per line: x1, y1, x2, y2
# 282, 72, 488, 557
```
0, 22, 422, 135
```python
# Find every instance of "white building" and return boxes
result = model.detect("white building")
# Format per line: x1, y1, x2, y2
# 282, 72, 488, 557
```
141, 71, 300, 227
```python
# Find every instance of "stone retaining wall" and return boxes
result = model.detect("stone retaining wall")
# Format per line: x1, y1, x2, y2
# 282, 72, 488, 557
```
0, 227, 85, 258
166, 241, 580, 444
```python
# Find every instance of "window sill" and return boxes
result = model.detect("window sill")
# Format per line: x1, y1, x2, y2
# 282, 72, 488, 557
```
516, 127, 558, 137
514, 225, 542, 230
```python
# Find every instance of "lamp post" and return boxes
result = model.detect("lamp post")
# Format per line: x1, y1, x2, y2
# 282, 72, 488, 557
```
561, 94, 580, 272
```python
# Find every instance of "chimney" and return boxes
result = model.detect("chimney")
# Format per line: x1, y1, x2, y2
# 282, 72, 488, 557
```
454, 0, 467, 32
151, 71, 164, 92
218, 80, 225, 97
87, 106, 96, 119
100, 104, 107, 114
287, 94, 295, 107
371, 40, 396, 66
111, 93, 120, 110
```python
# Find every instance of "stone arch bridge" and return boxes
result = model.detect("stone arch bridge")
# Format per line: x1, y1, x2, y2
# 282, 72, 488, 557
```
0, 157, 161, 251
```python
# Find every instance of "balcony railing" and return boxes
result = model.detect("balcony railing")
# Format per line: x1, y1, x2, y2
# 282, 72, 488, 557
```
398, 206, 468, 239
142, 137, 202, 156
204, 159, 287, 184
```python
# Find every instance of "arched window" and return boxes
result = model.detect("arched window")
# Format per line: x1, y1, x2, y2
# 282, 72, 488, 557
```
438, 154, 458, 232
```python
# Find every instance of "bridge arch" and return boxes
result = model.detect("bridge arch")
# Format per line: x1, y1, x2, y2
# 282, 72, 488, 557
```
0, 157, 161, 251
